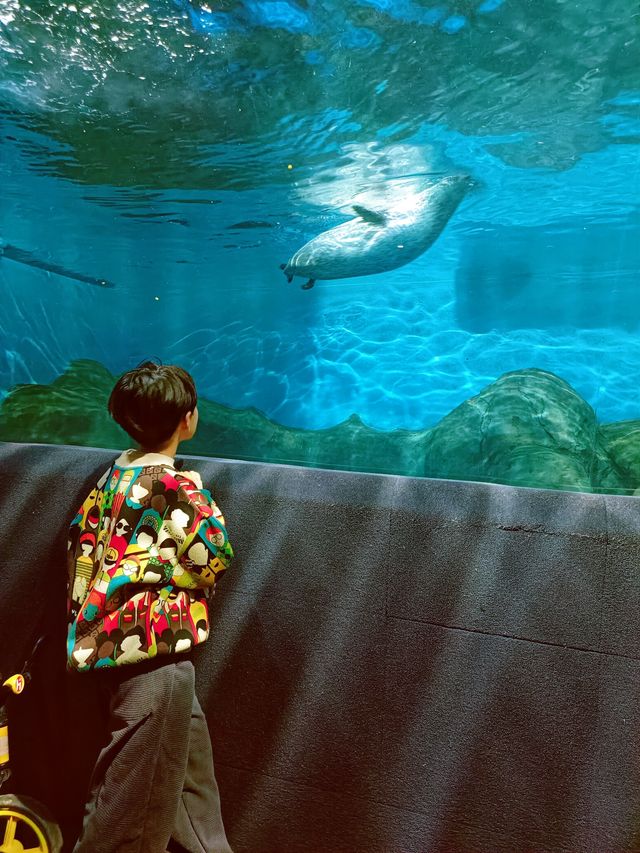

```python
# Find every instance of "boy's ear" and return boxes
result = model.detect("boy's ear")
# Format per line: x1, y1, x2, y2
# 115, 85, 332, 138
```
182, 409, 197, 437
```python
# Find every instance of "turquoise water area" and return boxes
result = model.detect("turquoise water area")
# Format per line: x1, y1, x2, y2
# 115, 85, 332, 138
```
0, 1, 639, 454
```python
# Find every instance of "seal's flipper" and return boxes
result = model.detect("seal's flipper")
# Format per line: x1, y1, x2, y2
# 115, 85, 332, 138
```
280, 263, 294, 283
301, 278, 316, 290
352, 205, 387, 226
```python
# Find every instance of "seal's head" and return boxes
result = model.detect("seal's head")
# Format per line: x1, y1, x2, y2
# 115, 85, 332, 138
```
451, 174, 482, 194
440, 174, 475, 192
424, 173, 476, 213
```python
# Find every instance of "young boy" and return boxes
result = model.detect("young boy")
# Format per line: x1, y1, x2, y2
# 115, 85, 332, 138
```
67, 361, 234, 853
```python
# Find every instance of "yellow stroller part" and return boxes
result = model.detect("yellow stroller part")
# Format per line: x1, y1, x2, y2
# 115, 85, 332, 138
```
0, 795, 62, 853
1, 679, 25, 698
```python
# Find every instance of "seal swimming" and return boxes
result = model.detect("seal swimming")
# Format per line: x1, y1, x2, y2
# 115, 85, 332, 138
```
280, 174, 473, 289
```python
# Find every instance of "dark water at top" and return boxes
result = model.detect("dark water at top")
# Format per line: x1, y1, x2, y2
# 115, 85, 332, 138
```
0, 0, 639, 435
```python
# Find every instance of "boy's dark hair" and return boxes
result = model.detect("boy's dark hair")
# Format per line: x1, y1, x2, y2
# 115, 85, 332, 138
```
108, 361, 197, 448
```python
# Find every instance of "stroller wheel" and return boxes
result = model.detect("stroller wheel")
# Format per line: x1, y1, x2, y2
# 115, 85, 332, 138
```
0, 794, 62, 853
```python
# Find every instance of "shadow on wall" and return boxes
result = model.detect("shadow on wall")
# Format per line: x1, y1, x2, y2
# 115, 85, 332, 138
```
193, 463, 394, 851
1, 451, 110, 849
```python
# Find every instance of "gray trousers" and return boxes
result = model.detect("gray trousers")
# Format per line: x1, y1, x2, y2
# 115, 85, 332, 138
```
72, 659, 233, 853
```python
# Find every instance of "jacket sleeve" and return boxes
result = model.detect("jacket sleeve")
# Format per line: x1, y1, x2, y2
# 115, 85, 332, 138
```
67, 466, 112, 616
168, 475, 234, 590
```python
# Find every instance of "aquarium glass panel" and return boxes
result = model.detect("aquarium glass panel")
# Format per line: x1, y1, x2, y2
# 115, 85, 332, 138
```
1, 0, 639, 492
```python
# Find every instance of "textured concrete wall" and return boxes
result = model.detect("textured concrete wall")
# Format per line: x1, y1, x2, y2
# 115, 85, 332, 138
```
0, 442, 638, 853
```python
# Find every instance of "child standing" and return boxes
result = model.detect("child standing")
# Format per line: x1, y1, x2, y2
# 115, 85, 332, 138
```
67, 361, 234, 853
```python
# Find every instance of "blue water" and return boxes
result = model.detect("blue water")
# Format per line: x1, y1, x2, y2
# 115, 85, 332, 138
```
1, 0, 639, 432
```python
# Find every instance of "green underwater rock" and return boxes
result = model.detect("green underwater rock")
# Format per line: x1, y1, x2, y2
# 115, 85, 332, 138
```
0, 360, 127, 449
0, 360, 638, 494
600, 421, 640, 491
422, 369, 625, 492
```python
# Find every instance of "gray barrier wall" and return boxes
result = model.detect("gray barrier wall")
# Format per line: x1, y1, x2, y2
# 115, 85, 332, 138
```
0, 441, 638, 853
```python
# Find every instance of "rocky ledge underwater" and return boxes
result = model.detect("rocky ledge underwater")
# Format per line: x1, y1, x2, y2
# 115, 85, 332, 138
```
1, 360, 639, 495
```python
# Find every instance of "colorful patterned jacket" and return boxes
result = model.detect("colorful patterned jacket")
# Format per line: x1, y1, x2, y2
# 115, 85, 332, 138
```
67, 450, 233, 671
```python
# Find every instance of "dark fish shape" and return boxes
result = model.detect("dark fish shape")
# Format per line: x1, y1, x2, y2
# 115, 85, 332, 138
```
81, 192, 162, 208
168, 198, 221, 205
119, 211, 176, 219
119, 212, 189, 226
0, 243, 114, 288
227, 220, 274, 230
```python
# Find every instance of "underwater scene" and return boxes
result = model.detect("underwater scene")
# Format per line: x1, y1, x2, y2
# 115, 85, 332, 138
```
0, 0, 639, 492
